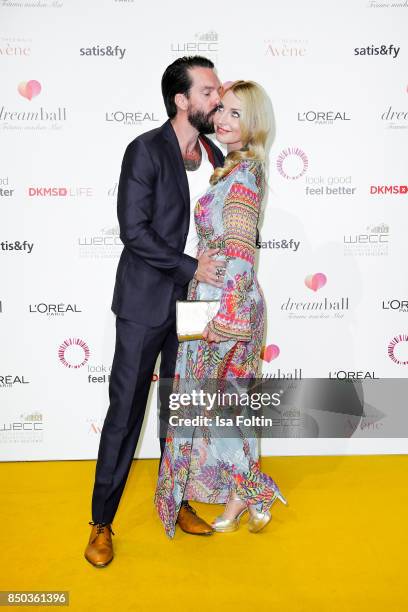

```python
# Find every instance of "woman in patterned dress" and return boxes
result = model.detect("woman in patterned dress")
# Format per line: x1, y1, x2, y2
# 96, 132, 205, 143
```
154, 80, 288, 538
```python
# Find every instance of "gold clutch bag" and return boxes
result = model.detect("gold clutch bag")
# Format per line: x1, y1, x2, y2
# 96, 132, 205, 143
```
176, 300, 220, 341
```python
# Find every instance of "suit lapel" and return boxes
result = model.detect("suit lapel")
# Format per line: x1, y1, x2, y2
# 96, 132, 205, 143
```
162, 119, 190, 211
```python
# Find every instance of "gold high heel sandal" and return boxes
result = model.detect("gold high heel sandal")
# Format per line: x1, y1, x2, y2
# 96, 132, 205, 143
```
247, 489, 289, 534
212, 489, 289, 534
211, 506, 248, 533
211, 493, 248, 533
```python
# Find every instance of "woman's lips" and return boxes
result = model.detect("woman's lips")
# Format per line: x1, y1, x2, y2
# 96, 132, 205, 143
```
216, 126, 229, 135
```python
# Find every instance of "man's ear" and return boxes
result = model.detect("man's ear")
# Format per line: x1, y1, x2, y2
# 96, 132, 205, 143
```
174, 92, 189, 112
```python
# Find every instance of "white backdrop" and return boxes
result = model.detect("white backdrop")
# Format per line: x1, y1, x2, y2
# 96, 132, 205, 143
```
1, 0, 407, 460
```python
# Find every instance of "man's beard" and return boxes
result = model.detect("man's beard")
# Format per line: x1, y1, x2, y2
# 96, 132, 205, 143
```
187, 106, 216, 134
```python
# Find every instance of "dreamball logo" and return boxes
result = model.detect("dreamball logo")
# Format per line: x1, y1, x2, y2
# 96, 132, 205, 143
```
260, 344, 280, 362
18, 80, 41, 100
304, 273, 327, 292
380, 106, 408, 129
0, 79, 67, 130
58, 338, 90, 369
281, 273, 349, 319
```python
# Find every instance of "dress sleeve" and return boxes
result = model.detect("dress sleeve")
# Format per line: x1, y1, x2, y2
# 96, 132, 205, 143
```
208, 161, 263, 342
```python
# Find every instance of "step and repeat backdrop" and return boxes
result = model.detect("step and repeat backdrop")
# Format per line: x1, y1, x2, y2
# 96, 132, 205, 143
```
1, 0, 407, 460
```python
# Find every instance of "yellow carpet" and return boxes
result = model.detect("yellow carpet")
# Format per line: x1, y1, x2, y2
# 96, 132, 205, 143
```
1, 455, 407, 611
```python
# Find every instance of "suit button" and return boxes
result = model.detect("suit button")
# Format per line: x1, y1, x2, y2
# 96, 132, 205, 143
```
183, 232, 187, 241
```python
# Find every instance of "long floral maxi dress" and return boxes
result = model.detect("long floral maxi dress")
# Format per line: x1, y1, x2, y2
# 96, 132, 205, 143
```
154, 159, 284, 538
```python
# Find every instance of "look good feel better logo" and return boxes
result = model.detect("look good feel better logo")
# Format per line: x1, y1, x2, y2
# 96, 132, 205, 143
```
388, 334, 408, 365
58, 338, 90, 369
276, 147, 308, 180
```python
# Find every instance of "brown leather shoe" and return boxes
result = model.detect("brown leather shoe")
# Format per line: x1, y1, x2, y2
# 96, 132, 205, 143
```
176, 502, 214, 535
84, 521, 115, 567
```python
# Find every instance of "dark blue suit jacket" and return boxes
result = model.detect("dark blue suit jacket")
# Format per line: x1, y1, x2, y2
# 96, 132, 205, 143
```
111, 119, 225, 326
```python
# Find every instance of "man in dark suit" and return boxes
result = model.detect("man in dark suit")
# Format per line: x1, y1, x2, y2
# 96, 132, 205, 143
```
85, 56, 226, 567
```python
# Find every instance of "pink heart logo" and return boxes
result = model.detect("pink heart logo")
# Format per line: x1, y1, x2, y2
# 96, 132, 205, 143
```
305, 272, 327, 292
18, 80, 41, 101
261, 344, 280, 362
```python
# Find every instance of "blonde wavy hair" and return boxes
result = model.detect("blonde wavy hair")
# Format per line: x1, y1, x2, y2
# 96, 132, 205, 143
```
210, 80, 274, 186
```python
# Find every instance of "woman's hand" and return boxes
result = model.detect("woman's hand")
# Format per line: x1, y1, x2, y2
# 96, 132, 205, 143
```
202, 323, 227, 344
